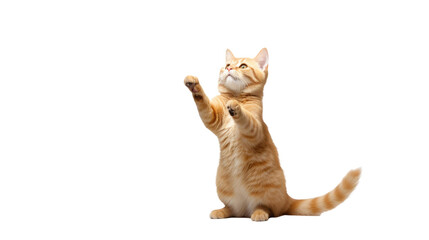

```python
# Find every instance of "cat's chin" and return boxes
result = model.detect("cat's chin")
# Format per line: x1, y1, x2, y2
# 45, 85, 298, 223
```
218, 74, 248, 94
226, 75, 236, 82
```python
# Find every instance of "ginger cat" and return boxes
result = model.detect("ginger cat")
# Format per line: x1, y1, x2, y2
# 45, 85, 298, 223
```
184, 48, 361, 221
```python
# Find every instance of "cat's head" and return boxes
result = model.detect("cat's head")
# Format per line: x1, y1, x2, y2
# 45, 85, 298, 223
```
218, 48, 269, 96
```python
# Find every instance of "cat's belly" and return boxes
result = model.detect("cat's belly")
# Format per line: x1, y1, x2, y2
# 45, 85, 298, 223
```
217, 137, 262, 216
221, 179, 259, 217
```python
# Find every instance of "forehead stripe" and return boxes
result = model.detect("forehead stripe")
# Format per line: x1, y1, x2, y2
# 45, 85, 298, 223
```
236, 59, 245, 67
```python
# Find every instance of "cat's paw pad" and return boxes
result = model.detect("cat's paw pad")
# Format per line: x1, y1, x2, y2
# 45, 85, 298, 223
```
227, 106, 236, 116
226, 100, 240, 117
251, 209, 269, 222
184, 75, 200, 93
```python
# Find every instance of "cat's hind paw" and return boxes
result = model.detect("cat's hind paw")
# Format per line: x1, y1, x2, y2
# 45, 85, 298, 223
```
210, 207, 231, 219
251, 209, 269, 221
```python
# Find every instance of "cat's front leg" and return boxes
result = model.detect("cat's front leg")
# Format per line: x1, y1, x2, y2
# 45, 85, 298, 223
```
226, 99, 241, 118
226, 100, 264, 141
184, 75, 222, 132
184, 75, 204, 100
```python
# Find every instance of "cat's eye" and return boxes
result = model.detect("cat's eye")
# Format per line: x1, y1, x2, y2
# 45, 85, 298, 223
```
225, 64, 230, 69
239, 64, 248, 69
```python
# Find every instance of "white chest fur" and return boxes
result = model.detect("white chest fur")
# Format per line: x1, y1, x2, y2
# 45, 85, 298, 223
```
218, 121, 260, 216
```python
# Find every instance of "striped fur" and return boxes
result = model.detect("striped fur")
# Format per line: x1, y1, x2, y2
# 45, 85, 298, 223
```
286, 168, 361, 216
184, 48, 361, 221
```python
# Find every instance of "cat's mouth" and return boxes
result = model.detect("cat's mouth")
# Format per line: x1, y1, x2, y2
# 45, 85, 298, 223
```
226, 74, 237, 81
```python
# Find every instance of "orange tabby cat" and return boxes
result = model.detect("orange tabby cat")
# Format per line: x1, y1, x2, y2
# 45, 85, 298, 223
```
184, 48, 361, 221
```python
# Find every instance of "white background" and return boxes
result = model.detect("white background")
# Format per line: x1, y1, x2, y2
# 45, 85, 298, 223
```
1, 0, 428, 239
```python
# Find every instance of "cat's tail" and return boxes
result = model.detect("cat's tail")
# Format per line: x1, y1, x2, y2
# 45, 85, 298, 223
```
286, 168, 361, 216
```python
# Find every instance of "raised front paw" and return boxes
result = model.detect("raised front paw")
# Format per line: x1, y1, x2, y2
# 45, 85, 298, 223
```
184, 75, 201, 93
226, 100, 241, 118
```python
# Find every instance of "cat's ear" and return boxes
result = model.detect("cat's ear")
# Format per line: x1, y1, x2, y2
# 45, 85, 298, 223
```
226, 49, 235, 62
254, 48, 269, 71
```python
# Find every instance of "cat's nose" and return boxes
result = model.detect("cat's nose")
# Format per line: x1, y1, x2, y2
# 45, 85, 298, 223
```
227, 67, 232, 71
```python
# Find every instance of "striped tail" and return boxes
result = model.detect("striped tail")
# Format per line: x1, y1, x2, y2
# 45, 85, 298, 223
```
286, 168, 361, 216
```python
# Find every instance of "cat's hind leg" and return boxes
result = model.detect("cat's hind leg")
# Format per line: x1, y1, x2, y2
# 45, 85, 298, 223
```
250, 206, 270, 221
210, 206, 232, 219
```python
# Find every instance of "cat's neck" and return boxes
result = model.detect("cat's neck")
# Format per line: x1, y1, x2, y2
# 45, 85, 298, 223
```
218, 83, 264, 100
219, 92, 263, 102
